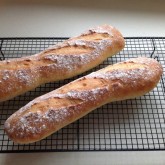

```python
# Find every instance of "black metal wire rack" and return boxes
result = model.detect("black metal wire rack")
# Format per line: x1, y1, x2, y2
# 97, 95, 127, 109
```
0, 37, 164, 153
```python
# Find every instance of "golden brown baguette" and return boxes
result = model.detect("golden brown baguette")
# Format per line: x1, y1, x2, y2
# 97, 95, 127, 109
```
0, 25, 124, 102
4, 57, 163, 144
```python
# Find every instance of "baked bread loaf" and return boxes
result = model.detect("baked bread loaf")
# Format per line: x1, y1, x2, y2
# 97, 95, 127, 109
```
0, 25, 124, 102
4, 57, 163, 144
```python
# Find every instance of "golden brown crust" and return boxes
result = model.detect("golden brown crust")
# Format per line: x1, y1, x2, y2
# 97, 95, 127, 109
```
4, 57, 163, 144
0, 25, 125, 102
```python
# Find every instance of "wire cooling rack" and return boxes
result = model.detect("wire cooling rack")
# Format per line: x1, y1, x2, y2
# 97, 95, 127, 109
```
0, 37, 164, 153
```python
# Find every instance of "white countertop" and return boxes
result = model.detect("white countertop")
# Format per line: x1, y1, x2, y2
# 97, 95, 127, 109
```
0, 0, 165, 164
1, 151, 165, 165
1, 0, 165, 37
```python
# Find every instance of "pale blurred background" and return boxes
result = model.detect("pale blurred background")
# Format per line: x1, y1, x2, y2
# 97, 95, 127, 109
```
0, 0, 165, 37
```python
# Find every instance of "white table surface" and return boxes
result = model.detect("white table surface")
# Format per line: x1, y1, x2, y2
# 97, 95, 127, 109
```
0, 0, 165, 164
1, 0, 165, 37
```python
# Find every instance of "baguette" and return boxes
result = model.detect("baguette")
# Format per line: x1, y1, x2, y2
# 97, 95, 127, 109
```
4, 57, 163, 144
0, 25, 124, 102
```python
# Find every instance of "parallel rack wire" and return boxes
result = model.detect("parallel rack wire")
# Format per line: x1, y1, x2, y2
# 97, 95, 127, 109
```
0, 37, 164, 153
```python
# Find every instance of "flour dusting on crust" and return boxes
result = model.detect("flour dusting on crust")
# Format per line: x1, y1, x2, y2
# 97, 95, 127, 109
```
43, 39, 112, 71
5, 86, 109, 138
4, 57, 163, 143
